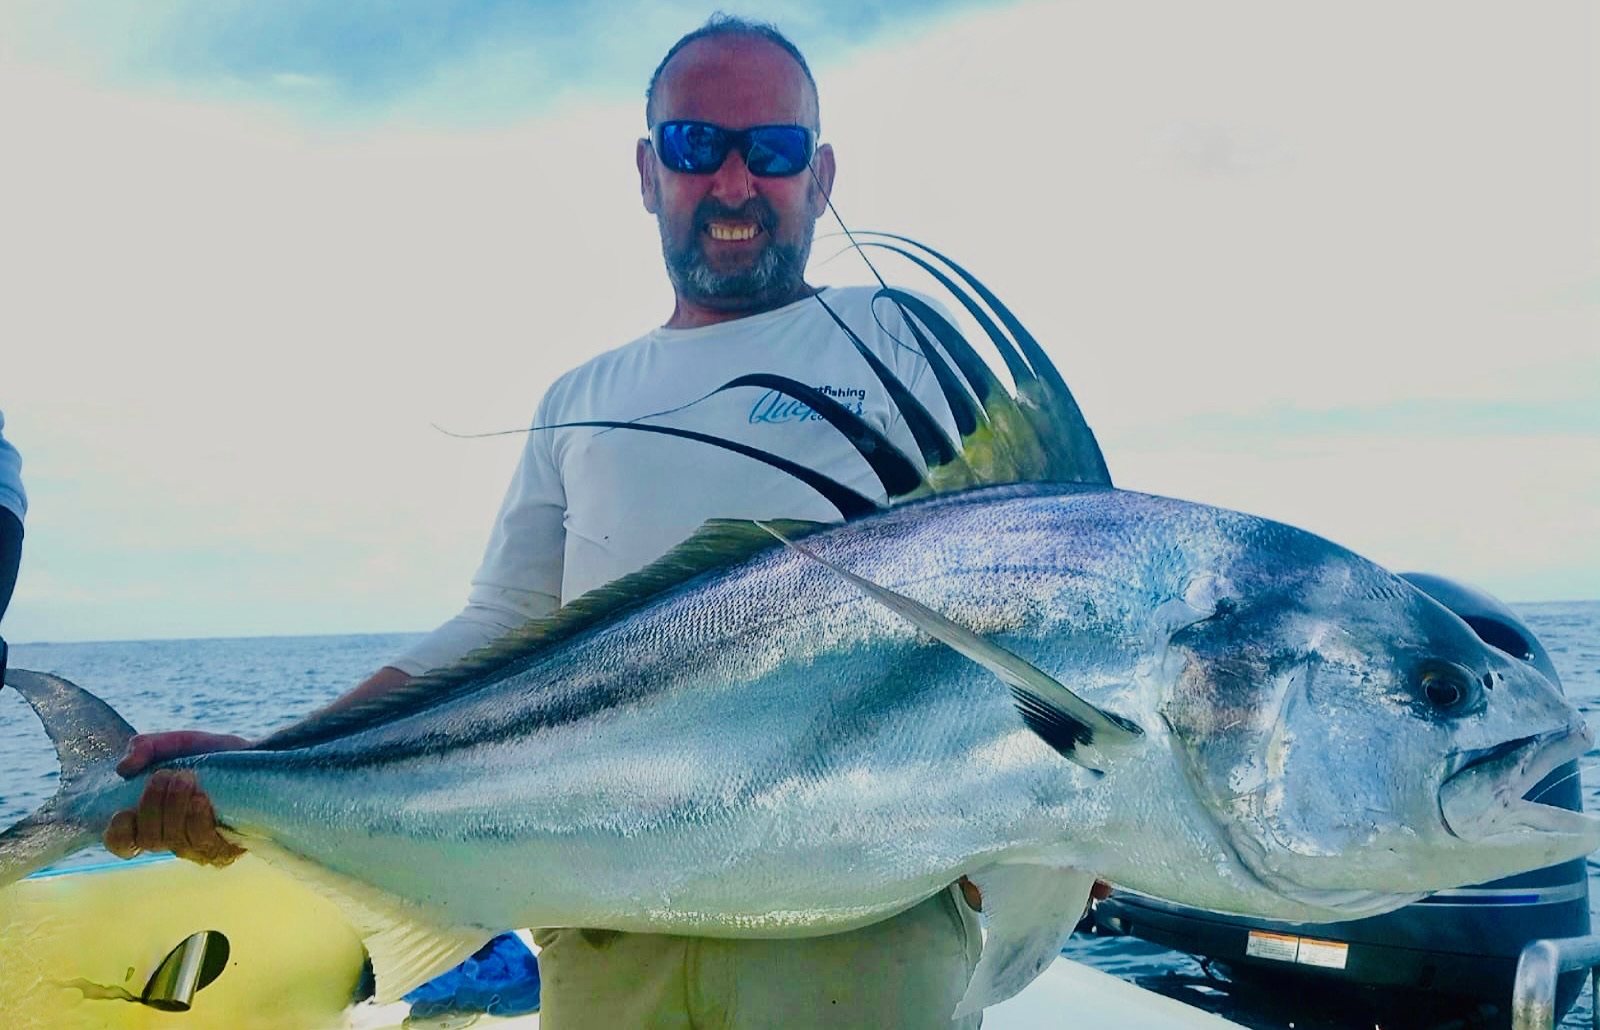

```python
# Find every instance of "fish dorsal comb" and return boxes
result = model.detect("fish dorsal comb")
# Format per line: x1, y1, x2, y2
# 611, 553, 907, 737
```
854, 234, 1111, 490
256, 237, 1111, 751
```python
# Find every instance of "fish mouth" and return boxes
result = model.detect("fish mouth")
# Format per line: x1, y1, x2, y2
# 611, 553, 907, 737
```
1439, 723, 1599, 841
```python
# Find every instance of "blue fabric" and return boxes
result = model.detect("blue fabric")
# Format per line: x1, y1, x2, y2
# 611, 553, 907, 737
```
0, 408, 26, 523
404, 932, 541, 1017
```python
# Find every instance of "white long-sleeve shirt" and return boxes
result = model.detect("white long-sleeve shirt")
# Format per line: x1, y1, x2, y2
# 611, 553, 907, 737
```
0, 409, 24, 525
392, 286, 959, 676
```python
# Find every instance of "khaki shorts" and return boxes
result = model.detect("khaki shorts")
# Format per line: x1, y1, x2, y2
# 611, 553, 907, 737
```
533, 886, 982, 1029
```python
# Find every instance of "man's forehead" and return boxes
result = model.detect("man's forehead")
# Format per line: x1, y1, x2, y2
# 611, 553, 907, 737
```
652, 35, 818, 128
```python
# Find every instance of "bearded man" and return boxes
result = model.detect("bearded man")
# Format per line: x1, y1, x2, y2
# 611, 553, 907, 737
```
107, 16, 984, 1028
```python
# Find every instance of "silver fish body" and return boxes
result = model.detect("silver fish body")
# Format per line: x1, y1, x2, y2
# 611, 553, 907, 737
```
5, 483, 1597, 1012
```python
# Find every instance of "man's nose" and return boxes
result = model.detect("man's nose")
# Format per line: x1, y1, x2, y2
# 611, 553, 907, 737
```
706, 147, 756, 206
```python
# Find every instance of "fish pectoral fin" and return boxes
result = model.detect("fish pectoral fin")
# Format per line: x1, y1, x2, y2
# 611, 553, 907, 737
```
758, 522, 1143, 770
955, 864, 1098, 1018
242, 838, 492, 1003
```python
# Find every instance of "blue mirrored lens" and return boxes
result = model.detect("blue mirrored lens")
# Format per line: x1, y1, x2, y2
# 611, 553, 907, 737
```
743, 127, 812, 176
653, 123, 813, 177
664, 122, 728, 173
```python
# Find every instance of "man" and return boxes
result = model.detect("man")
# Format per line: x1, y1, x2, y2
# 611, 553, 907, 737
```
106, 17, 986, 1028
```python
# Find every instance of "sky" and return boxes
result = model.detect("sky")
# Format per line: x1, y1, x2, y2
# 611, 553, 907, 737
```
1, 0, 1595, 644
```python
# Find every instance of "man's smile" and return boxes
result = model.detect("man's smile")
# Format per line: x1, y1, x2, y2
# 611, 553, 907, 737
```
706, 220, 762, 242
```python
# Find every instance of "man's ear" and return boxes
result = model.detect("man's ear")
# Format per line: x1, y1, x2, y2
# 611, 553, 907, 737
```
808, 143, 836, 218
637, 138, 659, 215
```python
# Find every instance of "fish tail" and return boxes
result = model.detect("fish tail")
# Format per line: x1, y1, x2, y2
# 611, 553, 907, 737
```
1, 668, 138, 888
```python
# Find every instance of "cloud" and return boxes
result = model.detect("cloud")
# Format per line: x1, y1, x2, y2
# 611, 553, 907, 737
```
2, 0, 1595, 643
0, 0, 995, 125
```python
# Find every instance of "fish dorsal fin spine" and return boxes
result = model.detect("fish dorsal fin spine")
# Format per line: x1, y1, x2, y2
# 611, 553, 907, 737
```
811, 292, 963, 473
252, 519, 827, 752
857, 235, 1112, 488
710, 372, 926, 498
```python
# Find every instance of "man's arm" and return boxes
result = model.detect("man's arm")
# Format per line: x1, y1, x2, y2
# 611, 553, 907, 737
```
106, 412, 569, 863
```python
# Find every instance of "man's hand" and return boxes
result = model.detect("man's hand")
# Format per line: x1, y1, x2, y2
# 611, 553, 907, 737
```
102, 666, 414, 866
104, 731, 252, 866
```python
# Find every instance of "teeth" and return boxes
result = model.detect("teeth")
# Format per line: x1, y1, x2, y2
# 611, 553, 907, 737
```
708, 223, 758, 241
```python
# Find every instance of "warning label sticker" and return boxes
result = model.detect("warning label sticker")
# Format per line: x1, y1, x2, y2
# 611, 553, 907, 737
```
1245, 930, 1300, 963
1296, 938, 1350, 970
1244, 930, 1351, 970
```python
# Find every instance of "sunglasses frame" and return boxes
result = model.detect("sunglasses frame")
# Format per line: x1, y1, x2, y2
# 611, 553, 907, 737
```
650, 120, 817, 178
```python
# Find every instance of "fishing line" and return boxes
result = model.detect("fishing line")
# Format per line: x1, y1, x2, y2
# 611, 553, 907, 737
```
807, 165, 943, 366
1524, 763, 1591, 806
435, 161, 964, 443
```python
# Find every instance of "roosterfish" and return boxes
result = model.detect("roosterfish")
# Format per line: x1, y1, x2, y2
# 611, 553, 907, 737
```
4, 236, 1596, 1018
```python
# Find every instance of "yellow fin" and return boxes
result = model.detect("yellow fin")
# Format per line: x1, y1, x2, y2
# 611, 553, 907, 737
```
233, 835, 491, 1004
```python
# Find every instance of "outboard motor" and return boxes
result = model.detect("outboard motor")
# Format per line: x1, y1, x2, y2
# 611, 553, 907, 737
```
1092, 574, 1590, 1027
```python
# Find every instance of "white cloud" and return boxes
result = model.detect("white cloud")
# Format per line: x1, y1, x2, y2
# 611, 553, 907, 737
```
2, 0, 1595, 642
817, 0, 1596, 600
269, 72, 328, 90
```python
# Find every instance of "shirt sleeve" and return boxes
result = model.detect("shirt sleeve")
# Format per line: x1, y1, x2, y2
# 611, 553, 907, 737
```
0, 409, 25, 524
389, 394, 568, 676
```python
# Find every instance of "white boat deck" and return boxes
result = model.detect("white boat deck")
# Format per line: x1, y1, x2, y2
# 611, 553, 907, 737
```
349, 950, 1246, 1029
3, 856, 1247, 1029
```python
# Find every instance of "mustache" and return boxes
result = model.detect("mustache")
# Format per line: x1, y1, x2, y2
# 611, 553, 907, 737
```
693, 197, 778, 234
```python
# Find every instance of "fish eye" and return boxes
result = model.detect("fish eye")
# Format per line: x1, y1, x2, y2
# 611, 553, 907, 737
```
1420, 661, 1481, 714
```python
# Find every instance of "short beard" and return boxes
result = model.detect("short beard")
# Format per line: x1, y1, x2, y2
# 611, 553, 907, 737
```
658, 195, 815, 312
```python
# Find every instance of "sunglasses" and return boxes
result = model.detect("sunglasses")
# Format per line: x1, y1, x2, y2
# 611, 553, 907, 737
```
650, 121, 816, 178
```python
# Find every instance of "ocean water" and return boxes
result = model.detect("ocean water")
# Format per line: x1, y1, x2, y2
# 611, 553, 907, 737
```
3, 602, 1598, 1027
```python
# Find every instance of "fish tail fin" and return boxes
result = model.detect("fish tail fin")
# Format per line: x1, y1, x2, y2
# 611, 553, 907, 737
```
0, 805, 99, 889
1, 668, 138, 888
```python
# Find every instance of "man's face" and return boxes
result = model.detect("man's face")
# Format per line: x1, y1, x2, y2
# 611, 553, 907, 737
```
638, 35, 836, 320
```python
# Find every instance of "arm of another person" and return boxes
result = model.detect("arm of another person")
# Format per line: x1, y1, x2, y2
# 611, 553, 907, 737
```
106, 416, 570, 864
0, 408, 25, 623
0, 507, 20, 695
0, 507, 20, 627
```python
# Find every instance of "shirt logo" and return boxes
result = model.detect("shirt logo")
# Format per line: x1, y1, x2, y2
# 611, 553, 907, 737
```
749, 384, 867, 425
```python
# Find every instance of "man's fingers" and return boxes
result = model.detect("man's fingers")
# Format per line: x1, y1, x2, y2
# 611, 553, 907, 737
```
182, 790, 242, 866
117, 732, 252, 779
133, 770, 192, 853
107, 770, 242, 866
1091, 879, 1112, 901
132, 771, 172, 852
104, 810, 140, 858
115, 735, 157, 778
